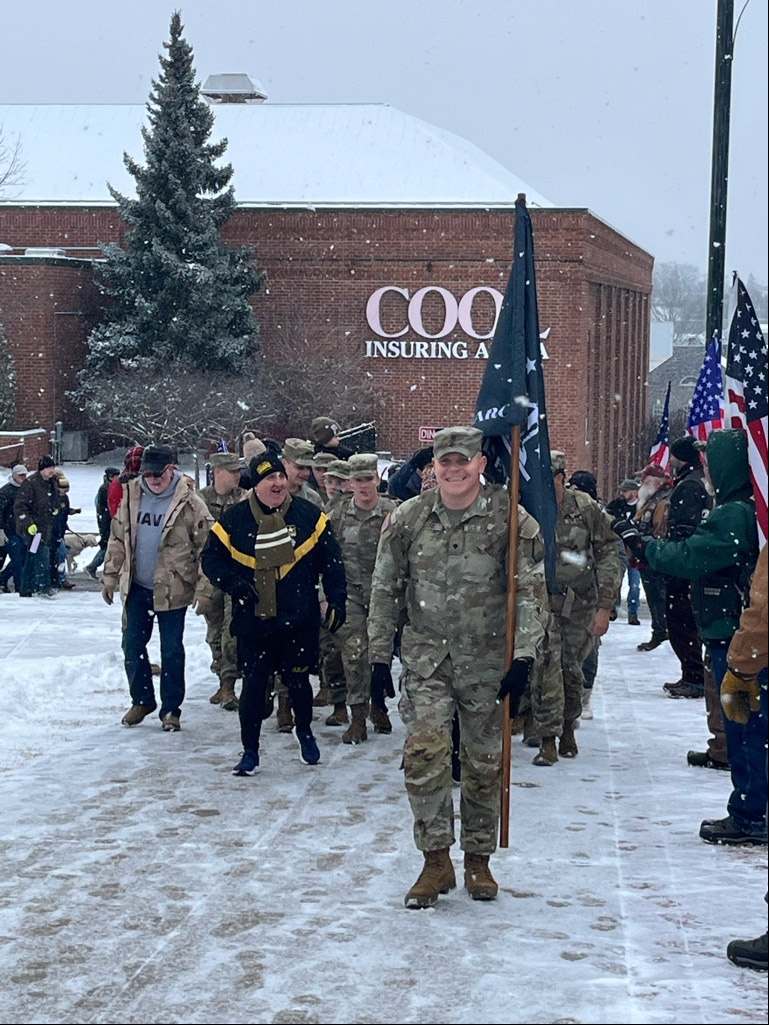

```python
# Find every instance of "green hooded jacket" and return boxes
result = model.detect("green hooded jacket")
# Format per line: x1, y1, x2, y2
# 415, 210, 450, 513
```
644, 429, 757, 640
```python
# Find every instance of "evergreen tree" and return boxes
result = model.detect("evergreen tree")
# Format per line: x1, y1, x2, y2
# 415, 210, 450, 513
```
0, 321, 17, 428
79, 11, 260, 380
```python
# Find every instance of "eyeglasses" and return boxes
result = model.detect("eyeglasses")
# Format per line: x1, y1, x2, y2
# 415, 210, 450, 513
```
142, 467, 171, 480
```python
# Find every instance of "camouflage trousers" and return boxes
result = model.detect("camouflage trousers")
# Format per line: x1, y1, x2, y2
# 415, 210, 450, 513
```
204, 588, 238, 685
399, 655, 502, 854
319, 628, 346, 704
525, 603, 595, 733
555, 601, 596, 724
330, 602, 369, 706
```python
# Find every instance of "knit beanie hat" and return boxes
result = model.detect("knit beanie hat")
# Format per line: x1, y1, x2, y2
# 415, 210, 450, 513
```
242, 432, 267, 462
249, 453, 287, 485
124, 446, 144, 473
38, 455, 55, 471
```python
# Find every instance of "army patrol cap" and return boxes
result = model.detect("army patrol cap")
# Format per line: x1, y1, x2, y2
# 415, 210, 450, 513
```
325, 459, 352, 480
432, 426, 483, 460
348, 453, 379, 479
619, 478, 640, 492
209, 452, 241, 472
550, 450, 567, 474
282, 438, 316, 466
312, 451, 338, 469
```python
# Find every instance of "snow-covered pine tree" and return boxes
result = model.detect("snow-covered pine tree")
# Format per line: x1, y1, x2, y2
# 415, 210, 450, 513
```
80, 11, 260, 380
0, 320, 17, 428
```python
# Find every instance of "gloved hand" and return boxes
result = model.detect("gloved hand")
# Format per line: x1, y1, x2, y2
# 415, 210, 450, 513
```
611, 518, 647, 561
193, 596, 213, 617
496, 657, 533, 717
101, 584, 114, 606
720, 670, 761, 724
411, 447, 434, 471
27, 523, 38, 536
323, 603, 346, 633
370, 663, 395, 710
231, 578, 259, 606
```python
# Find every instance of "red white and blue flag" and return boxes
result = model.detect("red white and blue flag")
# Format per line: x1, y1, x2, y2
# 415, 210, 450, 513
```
724, 278, 768, 548
648, 380, 671, 470
687, 336, 724, 441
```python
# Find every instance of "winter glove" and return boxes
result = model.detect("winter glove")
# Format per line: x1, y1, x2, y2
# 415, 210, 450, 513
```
231, 578, 259, 606
720, 670, 761, 724
496, 657, 533, 717
322, 603, 346, 634
611, 518, 647, 561
27, 523, 38, 536
101, 584, 114, 606
193, 596, 213, 617
411, 447, 434, 471
370, 663, 395, 711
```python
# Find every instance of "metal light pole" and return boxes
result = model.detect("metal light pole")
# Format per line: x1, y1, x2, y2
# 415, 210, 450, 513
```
704, 0, 734, 345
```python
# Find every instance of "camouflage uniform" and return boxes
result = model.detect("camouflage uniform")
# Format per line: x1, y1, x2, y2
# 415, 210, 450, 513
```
368, 484, 546, 854
328, 491, 397, 706
198, 481, 246, 696
316, 459, 353, 708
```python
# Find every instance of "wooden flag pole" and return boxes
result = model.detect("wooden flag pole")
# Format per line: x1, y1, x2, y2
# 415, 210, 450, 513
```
499, 423, 522, 848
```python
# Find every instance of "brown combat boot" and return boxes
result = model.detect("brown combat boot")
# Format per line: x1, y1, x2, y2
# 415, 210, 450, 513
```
121, 703, 156, 727
522, 709, 539, 748
404, 849, 456, 908
369, 700, 393, 734
463, 853, 498, 901
325, 702, 349, 726
533, 736, 558, 766
220, 681, 239, 712
342, 704, 368, 745
276, 693, 295, 733
312, 686, 330, 707
209, 686, 223, 705
559, 720, 579, 758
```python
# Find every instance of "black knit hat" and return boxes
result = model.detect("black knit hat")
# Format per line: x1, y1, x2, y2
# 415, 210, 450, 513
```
670, 435, 700, 466
249, 453, 287, 485
38, 455, 55, 471
569, 470, 598, 501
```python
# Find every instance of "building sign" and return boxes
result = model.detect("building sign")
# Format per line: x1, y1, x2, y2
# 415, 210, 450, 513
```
364, 285, 502, 359
419, 426, 439, 443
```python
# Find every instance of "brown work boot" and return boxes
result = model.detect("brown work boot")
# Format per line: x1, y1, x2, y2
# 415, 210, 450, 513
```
150, 663, 161, 677
533, 735, 558, 766
369, 700, 393, 734
342, 704, 368, 745
325, 702, 349, 726
559, 720, 579, 758
312, 686, 330, 707
220, 682, 239, 712
276, 694, 295, 733
161, 714, 181, 732
121, 703, 157, 727
463, 853, 498, 901
404, 849, 456, 908
209, 686, 224, 705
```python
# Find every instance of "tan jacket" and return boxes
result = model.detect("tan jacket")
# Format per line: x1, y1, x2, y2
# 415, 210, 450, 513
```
727, 543, 768, 677
103, 474, 213, 611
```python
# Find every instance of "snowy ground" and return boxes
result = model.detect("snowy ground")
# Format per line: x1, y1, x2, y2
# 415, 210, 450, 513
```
0, 462, 766, 1025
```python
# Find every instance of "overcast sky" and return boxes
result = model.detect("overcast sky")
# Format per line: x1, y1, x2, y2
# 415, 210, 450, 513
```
2, 0, 767, 282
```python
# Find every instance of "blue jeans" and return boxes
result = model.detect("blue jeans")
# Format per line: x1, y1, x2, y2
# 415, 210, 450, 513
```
626, 567, 641, 617
19, 540, 50, 596
123, 584, 187, 719
0, 534, 26, 591
709, 642, 767, 833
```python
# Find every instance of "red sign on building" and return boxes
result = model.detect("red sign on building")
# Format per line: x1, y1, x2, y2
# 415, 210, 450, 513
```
419, 426, 439, 443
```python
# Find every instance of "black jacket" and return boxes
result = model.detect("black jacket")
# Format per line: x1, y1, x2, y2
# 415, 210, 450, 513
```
201, 494, 347, 638
0, 481, 23, 536
667, 464, 712, 542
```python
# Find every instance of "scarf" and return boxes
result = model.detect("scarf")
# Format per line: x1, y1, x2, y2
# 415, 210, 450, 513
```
248, 492, 295, 618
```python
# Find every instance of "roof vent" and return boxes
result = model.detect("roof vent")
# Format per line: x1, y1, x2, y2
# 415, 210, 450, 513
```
201, 74, 267, 104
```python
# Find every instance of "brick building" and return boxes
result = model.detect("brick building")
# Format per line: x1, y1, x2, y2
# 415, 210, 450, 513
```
0, 96, 652, 495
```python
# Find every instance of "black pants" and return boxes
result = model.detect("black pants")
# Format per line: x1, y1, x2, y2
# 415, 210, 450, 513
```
665, 576, 704, 685
640, 568, 667, 641
237, 621, 319, 752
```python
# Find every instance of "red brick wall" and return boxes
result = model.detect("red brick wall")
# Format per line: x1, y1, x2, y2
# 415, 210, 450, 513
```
0, 205, 652, 496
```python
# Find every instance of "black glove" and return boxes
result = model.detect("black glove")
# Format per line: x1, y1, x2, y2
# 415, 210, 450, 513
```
610, 518, 647, 561
99, 538, 108, 550
323, 603, 346, 633
411, 447, 433, 471
371, 663, 395, 711
231, 578, 259, 606
496, 657, 533, 717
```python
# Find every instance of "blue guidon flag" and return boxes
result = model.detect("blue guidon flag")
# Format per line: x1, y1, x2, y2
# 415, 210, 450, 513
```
472, 194, 558, 591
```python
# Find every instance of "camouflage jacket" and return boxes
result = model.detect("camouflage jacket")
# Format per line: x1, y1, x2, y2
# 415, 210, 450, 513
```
198, 484, 246, 523
103, 474, 213, 611
327, 494, 397, 610
554, 488, 621, 610
368, 485, 547, 677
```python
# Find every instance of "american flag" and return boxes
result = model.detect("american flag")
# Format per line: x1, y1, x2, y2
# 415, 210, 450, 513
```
687, 336, 724, 441
725, 278, 768, 548
648, 380, 671, 470
216, 438, 229, 453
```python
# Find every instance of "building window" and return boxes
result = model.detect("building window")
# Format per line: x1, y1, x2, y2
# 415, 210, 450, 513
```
679, 375, 697, 387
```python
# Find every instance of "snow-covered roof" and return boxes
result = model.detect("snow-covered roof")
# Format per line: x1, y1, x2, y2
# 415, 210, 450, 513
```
0, 103, 553, 208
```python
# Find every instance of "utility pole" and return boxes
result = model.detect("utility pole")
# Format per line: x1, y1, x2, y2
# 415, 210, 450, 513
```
705, 0, 734, 345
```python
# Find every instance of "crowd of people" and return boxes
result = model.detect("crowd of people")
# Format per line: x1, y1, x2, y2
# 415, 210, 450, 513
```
0, 418, 765, 968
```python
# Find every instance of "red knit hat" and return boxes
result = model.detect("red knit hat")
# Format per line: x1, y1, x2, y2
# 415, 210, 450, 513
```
124, 446, 144, 473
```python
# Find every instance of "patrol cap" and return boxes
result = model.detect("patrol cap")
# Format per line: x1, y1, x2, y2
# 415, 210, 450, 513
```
140, 444, 175, 474
310, 416, 340, 446
282, 438, 316, 466
348, 453, 379, 479
325, 459, 352, 480
11, 464, 28, 476
550, 450, 566, 474
432, 426, 483, 460
311, 451, 338, 469
209, 452, 241, 472
618, 478, 640, 492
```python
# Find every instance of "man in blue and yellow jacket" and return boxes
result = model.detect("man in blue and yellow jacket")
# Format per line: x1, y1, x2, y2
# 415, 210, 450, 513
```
201, 452, 347, 774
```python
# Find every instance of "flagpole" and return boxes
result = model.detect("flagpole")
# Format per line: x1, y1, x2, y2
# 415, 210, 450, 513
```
500, 423, 521, 848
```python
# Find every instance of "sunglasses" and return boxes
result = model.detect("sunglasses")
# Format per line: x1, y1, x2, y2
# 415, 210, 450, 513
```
142, 467, 171, 479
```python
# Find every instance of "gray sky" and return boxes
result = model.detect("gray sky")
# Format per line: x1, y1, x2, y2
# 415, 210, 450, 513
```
2, 0, 767, 282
